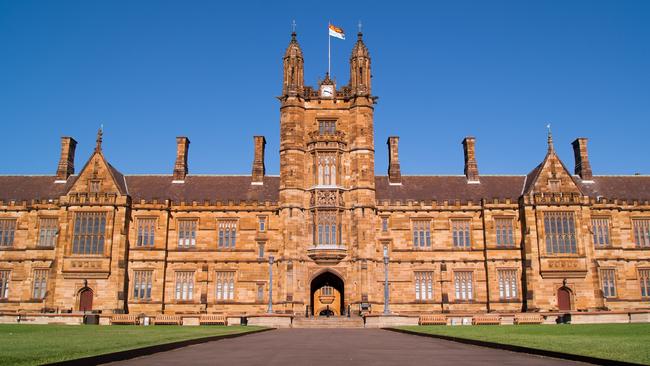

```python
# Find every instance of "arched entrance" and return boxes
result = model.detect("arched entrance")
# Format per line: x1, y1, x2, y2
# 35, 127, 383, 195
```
557, 287, 572, 311
79, 288, 94, 312
310, 271, 344, 317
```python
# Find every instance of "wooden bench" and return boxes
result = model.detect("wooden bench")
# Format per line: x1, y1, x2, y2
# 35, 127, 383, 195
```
199, 314, 227, 325
472, 314, 501, 325
514, 313, 544, 325
153, 315, 181, 325
419, 314, 447, 325
111, 314, 140, 325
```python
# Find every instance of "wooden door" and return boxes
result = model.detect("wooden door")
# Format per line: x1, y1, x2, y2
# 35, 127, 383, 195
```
557, 287, 571, 311
79, 289, 93, 312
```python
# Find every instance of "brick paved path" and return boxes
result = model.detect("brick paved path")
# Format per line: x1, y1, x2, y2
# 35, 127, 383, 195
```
105, 329, 588, 366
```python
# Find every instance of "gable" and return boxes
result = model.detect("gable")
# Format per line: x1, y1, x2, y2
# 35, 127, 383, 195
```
524, 151, 582, 195
67, 151, 127, 196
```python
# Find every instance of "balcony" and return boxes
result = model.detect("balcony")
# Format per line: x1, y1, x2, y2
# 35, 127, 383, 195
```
307, 245, 347, 265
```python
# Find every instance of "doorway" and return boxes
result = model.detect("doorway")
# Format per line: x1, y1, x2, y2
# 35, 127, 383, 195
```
310, 270, 344, 317
557, 287, 572, 311
79, 288, 94, 312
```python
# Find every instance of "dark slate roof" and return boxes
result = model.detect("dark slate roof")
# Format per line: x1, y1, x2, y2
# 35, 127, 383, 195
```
124, 175, 280, 203
0, 176, 77, 201
107, 162, 128, 195
578, 176, 650, 201
374, 175, 526, 202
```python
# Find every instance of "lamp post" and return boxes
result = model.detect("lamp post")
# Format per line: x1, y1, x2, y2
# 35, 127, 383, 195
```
267, 255, 274, 314
383, 246, 390, 314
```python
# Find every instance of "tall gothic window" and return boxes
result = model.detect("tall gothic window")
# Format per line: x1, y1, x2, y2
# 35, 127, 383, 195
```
137, 218, 156, 247
72, 212, 106, 255
498, 269, 518, 300
215, 271, 235, 301
452, 219, 471, 249
218, 220, 237, 248
454, 271, 473, 301
177, 219, 197, 248
632, 219, 650, 248
412, 220, 431, 248
0, 219, 17, 247
317, 155, 337, 186
495, 218, 515, 247
314, 211, 339, 246
0, 270, 10, 299
32, 269, 48, 299
414, 271, 433, 301
133, 270, 153, 300
544, 212, 577, 254
175, 271, 194, 301
592, 218, 611, 248
38, 218, 58, 247
640, 269, 650, 298
601, 269, 617, 298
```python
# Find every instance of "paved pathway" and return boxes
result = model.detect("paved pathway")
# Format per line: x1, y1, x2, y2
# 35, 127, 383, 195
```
105, 329, 588, 366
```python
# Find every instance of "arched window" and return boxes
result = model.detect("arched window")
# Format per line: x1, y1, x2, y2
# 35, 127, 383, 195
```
317, 155, 337, 186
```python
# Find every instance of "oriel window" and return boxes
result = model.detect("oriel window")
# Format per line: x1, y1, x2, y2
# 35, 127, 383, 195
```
317, 154, 337, 186
314, 211, 339, 246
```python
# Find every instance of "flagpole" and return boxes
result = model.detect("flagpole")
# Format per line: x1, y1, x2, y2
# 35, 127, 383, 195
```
328, 22, 331, 75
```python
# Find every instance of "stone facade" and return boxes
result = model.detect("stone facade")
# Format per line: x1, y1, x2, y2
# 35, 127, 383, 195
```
1, 31, 649, 317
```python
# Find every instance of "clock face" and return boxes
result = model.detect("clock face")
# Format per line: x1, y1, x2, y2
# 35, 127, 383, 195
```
320, 85, 334, 98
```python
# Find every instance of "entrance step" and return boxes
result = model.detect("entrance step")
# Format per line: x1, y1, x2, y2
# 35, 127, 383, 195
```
292, 316, 365, 328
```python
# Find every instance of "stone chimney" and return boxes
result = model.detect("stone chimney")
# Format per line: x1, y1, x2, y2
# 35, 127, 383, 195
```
55, 136, 77, 182
572, 137, 593, 181
462, 137, 480, 183
172, 137, 190, 182
387, 136, 401, 185
251, 136, 266, 185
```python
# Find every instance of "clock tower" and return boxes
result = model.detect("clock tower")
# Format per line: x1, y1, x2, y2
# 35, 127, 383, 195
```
278, 31, 378, 315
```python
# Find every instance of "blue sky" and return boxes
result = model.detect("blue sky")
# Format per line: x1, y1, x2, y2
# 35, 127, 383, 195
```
1, 0, 648, 176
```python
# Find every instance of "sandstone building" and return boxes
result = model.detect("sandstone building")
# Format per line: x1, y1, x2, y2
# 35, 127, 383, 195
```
1, 31, 649, 318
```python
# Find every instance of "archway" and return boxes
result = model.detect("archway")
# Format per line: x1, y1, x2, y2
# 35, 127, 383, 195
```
557, 287, 572, 311
79, 288, 94, 312
310, 270, 344, 317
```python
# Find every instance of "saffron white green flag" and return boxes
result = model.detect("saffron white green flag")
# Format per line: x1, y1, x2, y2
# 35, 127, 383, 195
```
329, 24, 345, 40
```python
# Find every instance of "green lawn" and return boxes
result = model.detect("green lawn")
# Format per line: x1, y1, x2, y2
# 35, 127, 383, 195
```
0, 324, 265, 366
398, 323, 650, 365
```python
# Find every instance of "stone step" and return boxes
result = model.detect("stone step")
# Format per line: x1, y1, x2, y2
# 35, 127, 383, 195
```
292, 316, 365, 328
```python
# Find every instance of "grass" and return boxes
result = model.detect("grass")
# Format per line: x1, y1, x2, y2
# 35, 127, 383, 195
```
0, 324, 265, 366
398, 323, 650, 365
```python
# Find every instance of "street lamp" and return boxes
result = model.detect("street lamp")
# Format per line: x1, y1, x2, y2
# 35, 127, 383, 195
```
267, 255, 274, 314
383, 245, 390, 314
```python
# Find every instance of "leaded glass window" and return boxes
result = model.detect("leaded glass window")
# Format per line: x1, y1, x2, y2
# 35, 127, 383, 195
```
415, 271, 433, 300
495, 218, 514, 247
38, 218, 58, 247
0, 219, 17, 247
215, 271, 235, 301
137, 218, 156, 247
175, 271, 194, 300
454, 271, 473, 301
632, 219, 650, 248
452, 219, 471, 249
412, 220, 431, 248
177, 219, 197, 248
544, 212, 577, 254
133, 270, 152, 300
601, 269, 617, 298
498, 269, 518, 299
32, 269, 48, 299
72, 212, 106, 254
218, 220, 237, 248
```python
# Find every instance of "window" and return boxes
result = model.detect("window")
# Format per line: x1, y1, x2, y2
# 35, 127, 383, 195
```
72, 212, 106, 254
544, 212, 577, 254
218, 220, 237, 248
175, 271, 194, 300
133, 270, 152, 300
640, 269, 650, 298
412, 220, 431, 248
258, 242, 265, 258
137, 218, 156, 247
548, 179, 561, 191
318, 120, 336, 135
454, 271, 473, 301
632, 219, 650, 248
592, 218, 611, 248
0, 271, 9, 299
177, 219, 197, 248
498, 269, 518, 300
452, 219, 471, 249
495, 218, 515, 247
256, 283, 265, 302
415, 271, 433, 301
89, 180, 101, 193
0, 219, 17, 247
381, 217, 388, 232
38, 218, 58, 247
321, 285, 333, 296
317, 155, 337, 186
601, 269, 617, 298
315, 211, 338, 246
258, 216, 267, 232
32, 269, 48, 299
215, 271, 235, 301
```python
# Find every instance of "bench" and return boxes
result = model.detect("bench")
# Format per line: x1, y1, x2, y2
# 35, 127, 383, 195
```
472, 314, 501, 325
419, 314, 447, 325
514, 313, 544, 325
111, 314, 140, 325
199, 314, 227, 325
153, 315, 181, 325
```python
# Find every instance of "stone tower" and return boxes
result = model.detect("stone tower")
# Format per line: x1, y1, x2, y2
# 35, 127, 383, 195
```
278, 31, 378, 316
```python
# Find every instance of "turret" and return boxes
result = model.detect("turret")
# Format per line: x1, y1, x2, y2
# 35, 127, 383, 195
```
349, 32, 371, 96
283, 32, 304, 96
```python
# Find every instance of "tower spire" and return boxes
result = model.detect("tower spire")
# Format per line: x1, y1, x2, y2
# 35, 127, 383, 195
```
282, 28, 304, 96
95, 125, 103, 152
546, 123, 554, 153
350, 29, 371, 96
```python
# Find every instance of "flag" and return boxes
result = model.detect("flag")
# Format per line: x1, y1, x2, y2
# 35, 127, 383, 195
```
329, 24, 345, 40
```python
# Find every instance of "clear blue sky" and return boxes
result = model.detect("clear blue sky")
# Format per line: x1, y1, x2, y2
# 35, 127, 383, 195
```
1, 1, 649, 176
